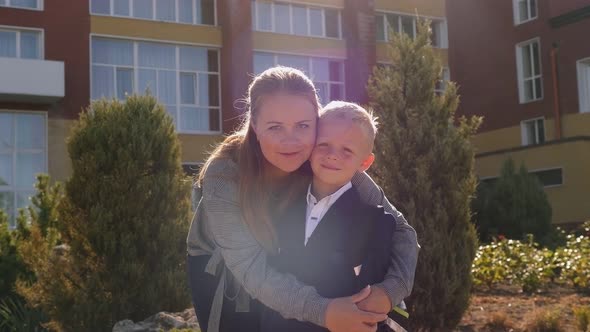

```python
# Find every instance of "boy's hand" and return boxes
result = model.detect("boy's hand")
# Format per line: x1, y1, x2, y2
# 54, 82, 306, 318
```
356, 285, 392, 314
325, 286, 387, 332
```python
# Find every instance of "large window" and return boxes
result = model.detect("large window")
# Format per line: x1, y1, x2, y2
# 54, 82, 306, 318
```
252, 1, 341, 39
0, 112, 47, 228
253, 52, 345, 104
91, 37, 220, 133
0, 0, 42, 10
577, 58, 590, 113
521, 117, 545, 146
0, 27, 42, 59
513, 0, 537, 25
376, 13, 447, 48
90, 0, 216, 25
516, 38, 542, 103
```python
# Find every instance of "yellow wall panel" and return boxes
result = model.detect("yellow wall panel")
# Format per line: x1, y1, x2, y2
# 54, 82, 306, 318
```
253, 32, 346, 58
474, 140, 590, 224
562, 112, 590, 137
375, 0, 445, 17
179, 134, 224, 163
48, 118, 74, 183
91, 16, 222, 46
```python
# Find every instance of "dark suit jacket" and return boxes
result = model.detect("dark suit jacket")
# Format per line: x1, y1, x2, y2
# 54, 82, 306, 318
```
261, 186, 396, 332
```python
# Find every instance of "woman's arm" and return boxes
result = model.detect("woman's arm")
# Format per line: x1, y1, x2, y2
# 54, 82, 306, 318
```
351, 171, 420, 308
202, 160, 386, 330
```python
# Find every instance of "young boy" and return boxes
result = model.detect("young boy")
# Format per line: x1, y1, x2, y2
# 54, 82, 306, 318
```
261, 101, 409, 332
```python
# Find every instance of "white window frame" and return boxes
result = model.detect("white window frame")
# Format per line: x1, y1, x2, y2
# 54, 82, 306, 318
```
513, 0, 538, 25
0, 110, 48, 228
520, 117, 545, 146
90, 34, 222, 135
529, 167, 564, 188
253, 50, 346, 103
577, 57, 590, 113
0, 25, 44, 59
516, 37, 543, 104
0, 0, 43, 10
89, 0, 217, 26
252, 0, 342, 40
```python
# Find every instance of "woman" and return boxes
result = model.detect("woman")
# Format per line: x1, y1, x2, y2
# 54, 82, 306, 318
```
186, 66, 419, 332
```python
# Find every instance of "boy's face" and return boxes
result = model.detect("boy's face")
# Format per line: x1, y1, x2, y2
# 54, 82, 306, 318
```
310, 116, 374, 187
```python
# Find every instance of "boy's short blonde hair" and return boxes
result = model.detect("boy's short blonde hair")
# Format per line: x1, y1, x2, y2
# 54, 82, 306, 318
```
320, 101, 379, 150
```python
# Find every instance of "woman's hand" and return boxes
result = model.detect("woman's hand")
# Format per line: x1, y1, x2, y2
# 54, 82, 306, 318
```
357, 285, 392, 314
325, 286, 388, 332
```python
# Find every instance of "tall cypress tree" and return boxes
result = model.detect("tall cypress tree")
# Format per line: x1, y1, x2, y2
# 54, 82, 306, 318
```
17, 95, 191, 331
368, 20, 482, 331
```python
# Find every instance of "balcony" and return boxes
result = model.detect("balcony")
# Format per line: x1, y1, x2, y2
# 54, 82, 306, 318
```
0, 57, 65, 103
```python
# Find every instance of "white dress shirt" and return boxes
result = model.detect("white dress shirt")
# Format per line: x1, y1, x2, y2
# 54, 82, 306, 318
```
304, 181, 352, 245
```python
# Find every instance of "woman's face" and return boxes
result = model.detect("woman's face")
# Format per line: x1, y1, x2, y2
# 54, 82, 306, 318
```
253, 93, 317, 175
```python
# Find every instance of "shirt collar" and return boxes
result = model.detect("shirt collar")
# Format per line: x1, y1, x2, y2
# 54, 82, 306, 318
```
306, 181, 352, 206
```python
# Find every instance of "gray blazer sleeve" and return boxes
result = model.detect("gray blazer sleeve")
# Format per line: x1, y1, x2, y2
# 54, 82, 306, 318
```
351, 171, 420, 307
201, 159, 331, 327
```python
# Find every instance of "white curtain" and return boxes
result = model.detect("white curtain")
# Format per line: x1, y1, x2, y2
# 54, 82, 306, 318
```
180, 72, 196, 104
139, 42, 175, 69
179, 0, 194, 23
277, 54, 309, 73
0, 113, 12, 149
114, 0, 130, 16
309, 8, 323, 36
92, 65, 115, 99
92, 38, 133, 65
292, 5, 307, 35
180, 46, 207, 71
256, 1, 271, 31
133, 0, 153, 19
16, 113, 44, 149
11, 0, 36, 8
0, 30, 17, 58
253, 52, 274, 75
91, 0, 110, 14
156, 0, 176, 21
20, 31, 40, 59
180, 107, 209, 131
274, 3, 290, 34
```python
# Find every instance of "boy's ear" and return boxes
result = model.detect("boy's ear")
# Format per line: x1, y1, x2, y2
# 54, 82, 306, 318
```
359, 153, 375, 172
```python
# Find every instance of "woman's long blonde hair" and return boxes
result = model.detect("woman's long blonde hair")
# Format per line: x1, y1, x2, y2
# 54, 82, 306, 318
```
198, 66, 320, 253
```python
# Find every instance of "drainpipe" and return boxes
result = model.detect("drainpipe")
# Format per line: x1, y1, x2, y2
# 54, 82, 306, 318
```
550, 43, 562, 139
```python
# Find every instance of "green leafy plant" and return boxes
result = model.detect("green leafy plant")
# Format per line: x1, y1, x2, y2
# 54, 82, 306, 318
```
0, 297, 47, 332
573, 305, 590, 332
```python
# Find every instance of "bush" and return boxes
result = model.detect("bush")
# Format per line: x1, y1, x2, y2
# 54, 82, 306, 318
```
368, 19, 481, 331
553, 233, 590, 292
0, 297, 47, 332
524, 309, 565, 332
472, 236, 554, 293
573, 306, 590, 332
16, 95, 192, 331
483, 312, 515, 332
473, 159, 552, 246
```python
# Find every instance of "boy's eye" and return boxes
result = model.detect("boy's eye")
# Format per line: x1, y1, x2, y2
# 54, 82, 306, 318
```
297, 123, 310, 129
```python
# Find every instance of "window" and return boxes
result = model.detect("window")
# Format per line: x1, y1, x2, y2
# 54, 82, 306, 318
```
0, 27, 42, 59
513, 0, 537, 25
521, 118, 545, 146
0, 112, 47, 228
252, 1, 342, 39
577, 58, 590, 113
430, 20, 448, 48
435, 68, 450, 95
530, 168, 563, 187
91, 37, 220, 133
376, 12, 447, 48
253, 52, 344, 104
516, 38, 542, 103
0, 0, 41, 10
90, 0, 216, 25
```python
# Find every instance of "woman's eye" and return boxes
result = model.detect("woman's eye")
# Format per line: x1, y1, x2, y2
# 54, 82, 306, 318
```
268, 125, 281, 131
